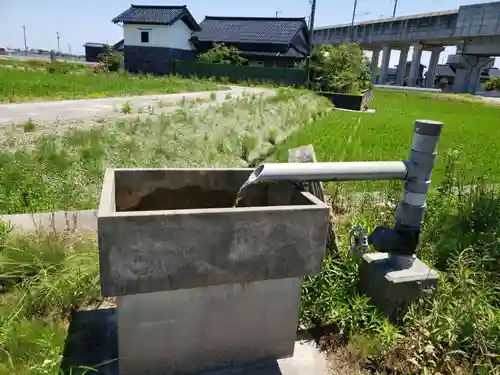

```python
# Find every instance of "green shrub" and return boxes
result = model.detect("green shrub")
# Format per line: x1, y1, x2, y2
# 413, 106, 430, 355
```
198, 43, 247, 65
309, 43, 372, 94
484, 76, 500, 92
97, 44, 123, 72
438, 77, 449, 90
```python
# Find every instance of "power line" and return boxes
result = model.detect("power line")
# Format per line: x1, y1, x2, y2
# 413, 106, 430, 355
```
305, 0, 316, 87
350, 0, 359, 30
392, 0, 399, 17
22, 25, 27, 56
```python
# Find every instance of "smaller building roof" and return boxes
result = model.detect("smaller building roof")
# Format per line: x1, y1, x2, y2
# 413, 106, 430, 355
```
435, 64, 456, 78
194, 16, 307, 45
488, 67, 500, 77
113, 39, 125, 51
112, 4, 200, 30
83, 42, 106, 48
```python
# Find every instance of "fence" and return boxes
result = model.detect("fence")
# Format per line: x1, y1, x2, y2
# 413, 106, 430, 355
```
166, 60, 307, 86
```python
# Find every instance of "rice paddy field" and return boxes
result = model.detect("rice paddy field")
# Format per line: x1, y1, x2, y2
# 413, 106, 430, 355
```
273, 89, 500, 191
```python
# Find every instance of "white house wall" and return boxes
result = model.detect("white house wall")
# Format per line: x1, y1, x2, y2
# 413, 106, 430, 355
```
123, 22, 194, 50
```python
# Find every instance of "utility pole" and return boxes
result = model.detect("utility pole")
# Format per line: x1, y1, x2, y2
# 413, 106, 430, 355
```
392, 0, 399, 17
276, 8, 281, 18
68, 43, 72, 55
349, 0, 358, 41
305, 0, 317, 87
22, 25, 28, 56
56, 31, 60, 53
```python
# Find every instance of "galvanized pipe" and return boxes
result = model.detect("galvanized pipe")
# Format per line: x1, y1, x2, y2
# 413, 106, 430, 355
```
248, 161, 408, 183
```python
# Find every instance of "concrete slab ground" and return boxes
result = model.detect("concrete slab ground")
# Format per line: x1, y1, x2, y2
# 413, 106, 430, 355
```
0, 86, 274, 124
60, 307, 329, 375
333, 107, 376, 114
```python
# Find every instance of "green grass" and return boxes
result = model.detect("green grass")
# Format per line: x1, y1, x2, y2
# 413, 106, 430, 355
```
272, 89, 500, 191
0, 228, 100, 375
300, 176, 500, 374
0, 59, 90, 72
0, 89, 329, 214
1, 88, 500, 374
0, 69, 223, 102
284, 89, 500, 374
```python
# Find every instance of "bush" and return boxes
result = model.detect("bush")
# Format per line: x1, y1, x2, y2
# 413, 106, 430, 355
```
97, 44, 123, 72
309, 43, 372, 94
438, 77, 449, 90
47, 61, 69, 74
484, 76, 500, 92
198, 43, 247, 65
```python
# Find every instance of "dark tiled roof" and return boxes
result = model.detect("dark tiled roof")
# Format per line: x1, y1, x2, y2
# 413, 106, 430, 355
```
113, 39, 125, 51
240, 47, 305, 58
435, 64, 455, 77
386, 68, 397, 76
194, 17, 307, 45
112, 5, 200, 30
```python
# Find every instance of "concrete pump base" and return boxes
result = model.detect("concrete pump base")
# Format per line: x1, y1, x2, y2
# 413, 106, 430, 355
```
117, 278, 303, 375
359, 252, 438, 321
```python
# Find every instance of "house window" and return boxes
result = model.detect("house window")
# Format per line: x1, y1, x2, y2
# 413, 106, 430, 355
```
141, 31, 150, 43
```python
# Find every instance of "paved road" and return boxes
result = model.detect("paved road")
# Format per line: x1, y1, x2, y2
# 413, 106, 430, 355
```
0, 86, 274, 124
480, 96, 500, 104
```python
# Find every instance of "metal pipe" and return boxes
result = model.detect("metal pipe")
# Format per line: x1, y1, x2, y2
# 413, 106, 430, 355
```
248, 161, 408, 184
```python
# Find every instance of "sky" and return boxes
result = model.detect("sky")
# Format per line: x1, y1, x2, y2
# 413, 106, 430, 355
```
1, 0, 499, 68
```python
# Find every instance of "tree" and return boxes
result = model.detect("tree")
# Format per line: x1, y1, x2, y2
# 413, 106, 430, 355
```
198, 44, 247, 65
309, 43, 372, 94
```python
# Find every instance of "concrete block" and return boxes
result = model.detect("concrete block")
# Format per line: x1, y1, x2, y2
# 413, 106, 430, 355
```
97, 168, 330, 297
60, 304, 329, 375
359, 252, 438, 320
117, 277, 302, 375
0, 209, 98, 232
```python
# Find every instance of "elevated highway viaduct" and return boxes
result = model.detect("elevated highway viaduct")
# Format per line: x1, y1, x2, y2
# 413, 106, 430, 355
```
313, 1, 500, 93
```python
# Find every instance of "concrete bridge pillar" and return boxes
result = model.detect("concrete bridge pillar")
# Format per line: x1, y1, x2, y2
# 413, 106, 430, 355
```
370, 47, 381, 84
379, 45, 392, 85
448, 54, 495, 93
395, 45, 410, 86
408, 43, 423, 87
425, 47, 445, 88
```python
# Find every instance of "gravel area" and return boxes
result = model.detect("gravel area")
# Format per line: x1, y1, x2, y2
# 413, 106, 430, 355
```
0, 86, 274, 125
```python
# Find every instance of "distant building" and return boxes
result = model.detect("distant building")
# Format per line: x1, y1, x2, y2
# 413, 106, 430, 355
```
383, 62, 426, 85
83, 40, 125, 62
191, 17, 309, 68
111, 4, 310, 74
112, 5, 200, 74
427, 65, 500, 91
83, 42, 107, 62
